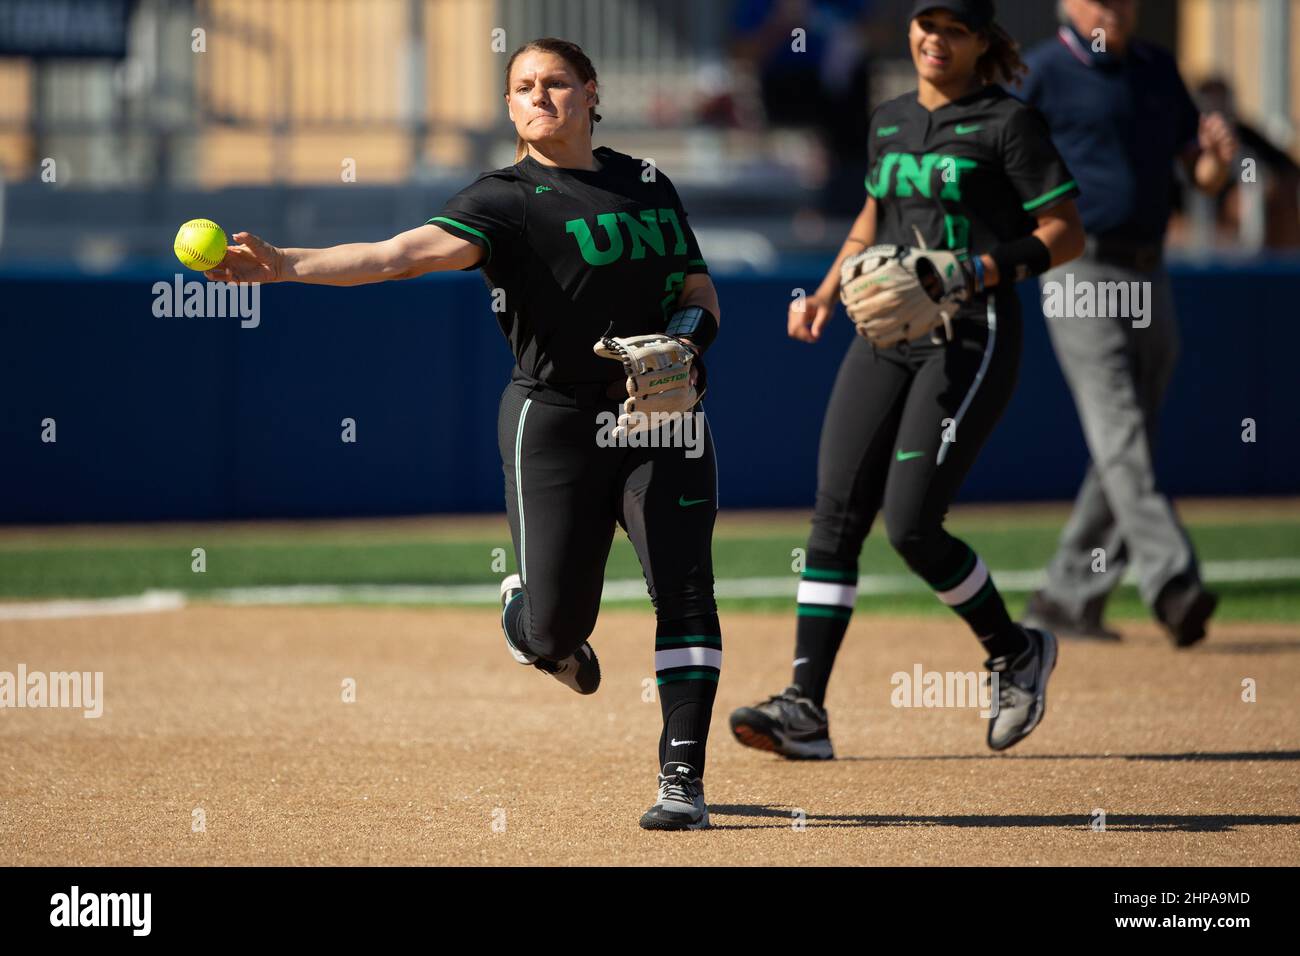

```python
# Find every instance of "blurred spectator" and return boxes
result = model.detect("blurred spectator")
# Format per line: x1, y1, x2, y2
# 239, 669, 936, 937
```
1169, 77, 1300, 250
731, 0, 876, 213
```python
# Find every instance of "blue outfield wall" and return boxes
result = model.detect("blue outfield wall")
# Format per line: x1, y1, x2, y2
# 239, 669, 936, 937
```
2, 262, 1296, 522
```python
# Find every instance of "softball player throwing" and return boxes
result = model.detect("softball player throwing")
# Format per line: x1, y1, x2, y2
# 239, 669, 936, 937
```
206, 38, 723, 830
730, 0, 1085, 758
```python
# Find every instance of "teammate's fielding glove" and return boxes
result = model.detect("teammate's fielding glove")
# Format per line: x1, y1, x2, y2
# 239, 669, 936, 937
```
839, 244, 974, 348
593, 333, 704, 439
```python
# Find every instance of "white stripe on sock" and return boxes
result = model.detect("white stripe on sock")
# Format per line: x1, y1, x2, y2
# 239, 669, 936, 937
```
797, 580, 858, 608
655, 647, 723, 671
937, 557, 989, 606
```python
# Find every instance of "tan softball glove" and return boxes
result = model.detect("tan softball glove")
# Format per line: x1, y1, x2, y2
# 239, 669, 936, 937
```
839, 244, 973, 348
593, 333, 704, 439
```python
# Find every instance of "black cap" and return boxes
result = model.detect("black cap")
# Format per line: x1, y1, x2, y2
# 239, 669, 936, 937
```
909, 0, 995, 31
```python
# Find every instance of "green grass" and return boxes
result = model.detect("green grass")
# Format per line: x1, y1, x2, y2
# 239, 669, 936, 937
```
0, 541, 507, 597
2, 513, 1298, 621
713, 581, 1300, 623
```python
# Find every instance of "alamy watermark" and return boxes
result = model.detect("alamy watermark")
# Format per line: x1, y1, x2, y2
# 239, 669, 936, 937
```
596, 409, 704, 459
50, 886, 150, 936
152, 275, 260, 328
891, 664, 999, 718
1041, 274, 1151, 329
0, 664, 103, 718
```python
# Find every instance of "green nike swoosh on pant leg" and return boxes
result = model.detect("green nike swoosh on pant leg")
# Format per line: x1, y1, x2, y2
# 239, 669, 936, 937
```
895, 450, 925, 461
678, 496, 710, 507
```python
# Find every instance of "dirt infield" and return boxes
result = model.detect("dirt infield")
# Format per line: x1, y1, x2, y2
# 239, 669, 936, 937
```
1, 605, 1297, 866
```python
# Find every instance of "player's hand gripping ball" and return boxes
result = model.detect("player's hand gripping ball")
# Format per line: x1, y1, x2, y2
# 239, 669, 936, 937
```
174, 219, 228, 271
593, 333, 705, 439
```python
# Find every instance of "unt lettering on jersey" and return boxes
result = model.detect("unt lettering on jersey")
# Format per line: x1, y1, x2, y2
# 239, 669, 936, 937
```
867, 152, 978, 201
565, 208, 688, 266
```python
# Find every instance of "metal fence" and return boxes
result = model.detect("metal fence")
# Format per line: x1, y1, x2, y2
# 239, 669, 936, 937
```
0, 0, 733, 186
0, 0, 1294, 259
497, 0, 728, 127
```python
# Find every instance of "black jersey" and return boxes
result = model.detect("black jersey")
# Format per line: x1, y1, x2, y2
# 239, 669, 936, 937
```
429, 147, 708, 388
865, 85, 1078, 257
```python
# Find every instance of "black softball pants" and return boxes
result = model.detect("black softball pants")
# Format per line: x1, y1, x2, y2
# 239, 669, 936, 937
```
809, 296, 1023, 569
791, 294, 1027, 705
496, 380, 722, 773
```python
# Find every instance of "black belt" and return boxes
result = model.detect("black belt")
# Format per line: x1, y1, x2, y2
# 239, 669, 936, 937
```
1085, 236, 1164, 272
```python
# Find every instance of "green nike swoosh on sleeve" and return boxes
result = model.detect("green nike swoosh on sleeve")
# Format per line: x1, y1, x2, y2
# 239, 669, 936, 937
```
895, 450, 925, 461
678, 496, 710, 507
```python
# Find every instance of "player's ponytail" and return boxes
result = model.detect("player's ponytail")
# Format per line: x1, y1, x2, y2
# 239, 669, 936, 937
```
976, 22, 1027, 87
505, 37, 602, 163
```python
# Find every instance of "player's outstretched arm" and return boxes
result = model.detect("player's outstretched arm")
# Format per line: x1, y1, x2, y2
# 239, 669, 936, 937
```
204, 224, 481, 286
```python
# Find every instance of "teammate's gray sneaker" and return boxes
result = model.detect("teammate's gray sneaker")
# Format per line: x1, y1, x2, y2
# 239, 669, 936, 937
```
985, 627, 1058, 752
729, 685, 834, 759
500, 574, 601, 695
639, 761, 709, 831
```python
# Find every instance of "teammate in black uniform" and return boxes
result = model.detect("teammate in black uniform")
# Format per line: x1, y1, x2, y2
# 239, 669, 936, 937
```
206, 39, 722, 830
730, 0, 1085, 758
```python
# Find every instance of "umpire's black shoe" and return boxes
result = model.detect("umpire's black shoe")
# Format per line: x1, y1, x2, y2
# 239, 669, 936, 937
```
729, 685, 834, 760
986, 627, 1058, 752
1155, 576, 1218, 648
1024, 590, 1121, 642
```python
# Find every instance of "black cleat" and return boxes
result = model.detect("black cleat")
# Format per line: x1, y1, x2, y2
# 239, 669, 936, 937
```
986, 627, 1058, 752
500, 574, 600, 694
729, 685, 834, 759
1156, 578, 1218, 648
531, 644, 601, 695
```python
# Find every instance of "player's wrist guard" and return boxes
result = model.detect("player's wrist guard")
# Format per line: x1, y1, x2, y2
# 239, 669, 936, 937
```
990, 235, 1052, 285
665, 305, 718, 354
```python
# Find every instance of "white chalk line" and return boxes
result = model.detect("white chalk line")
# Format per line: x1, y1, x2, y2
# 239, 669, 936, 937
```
0, 590, 186, 620
2, 558, 1298, 619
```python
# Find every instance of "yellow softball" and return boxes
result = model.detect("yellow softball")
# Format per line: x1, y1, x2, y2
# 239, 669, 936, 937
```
174, 219, 228, 271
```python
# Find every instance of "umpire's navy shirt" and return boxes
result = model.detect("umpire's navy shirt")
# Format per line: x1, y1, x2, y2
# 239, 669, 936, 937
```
1020, 25, 1200, 242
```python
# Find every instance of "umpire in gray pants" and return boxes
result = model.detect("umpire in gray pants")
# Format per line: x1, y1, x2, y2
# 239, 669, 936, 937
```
1019, 0, 1237, 646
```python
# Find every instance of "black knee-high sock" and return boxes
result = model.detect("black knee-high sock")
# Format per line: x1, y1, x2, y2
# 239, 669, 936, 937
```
792, 551, 858, 709
926, 540, 1027, 659
656, 614, 721, 775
